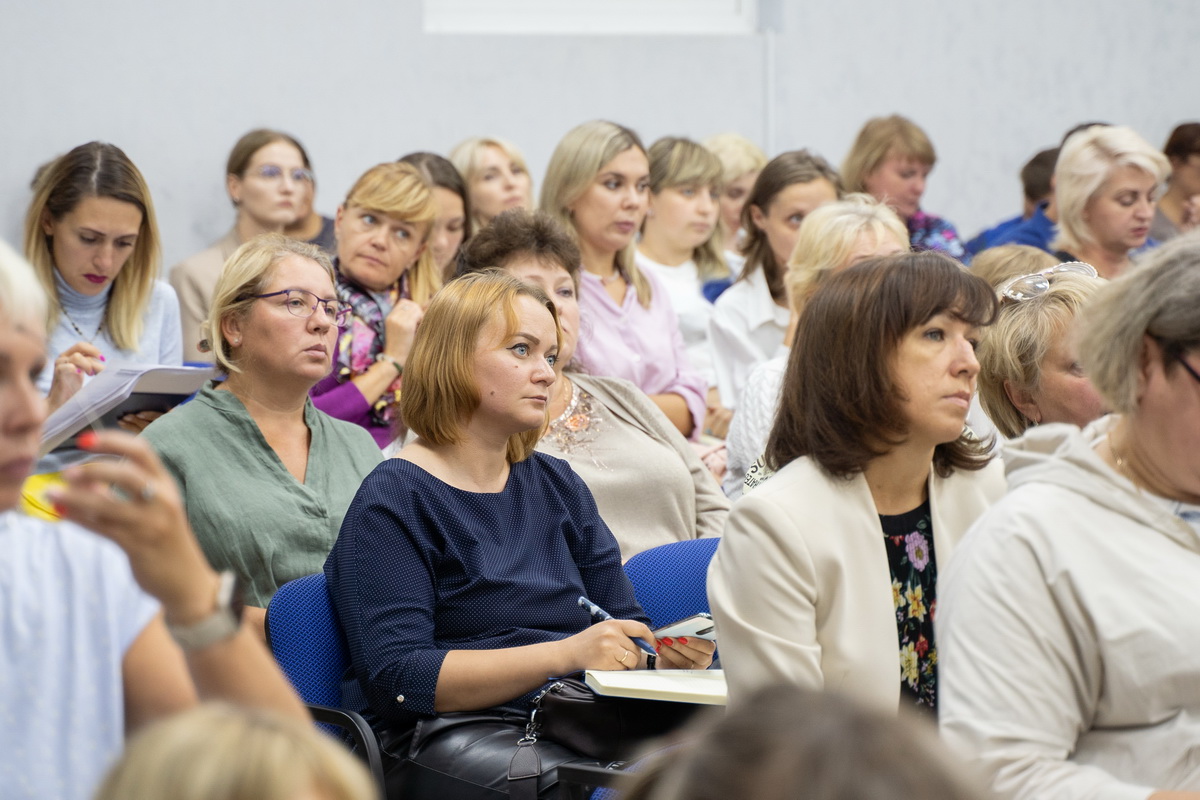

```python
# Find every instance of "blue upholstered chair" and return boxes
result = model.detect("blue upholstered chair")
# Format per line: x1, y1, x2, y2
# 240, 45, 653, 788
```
264, 572, 386, 791
622, 537, 721, 629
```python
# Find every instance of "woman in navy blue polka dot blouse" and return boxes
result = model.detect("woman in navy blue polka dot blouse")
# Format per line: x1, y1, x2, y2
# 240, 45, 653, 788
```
325, 271, 715, 798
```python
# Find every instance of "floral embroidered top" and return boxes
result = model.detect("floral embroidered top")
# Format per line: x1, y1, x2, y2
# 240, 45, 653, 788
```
880, 498, 938, 713
907, 210, 968, 263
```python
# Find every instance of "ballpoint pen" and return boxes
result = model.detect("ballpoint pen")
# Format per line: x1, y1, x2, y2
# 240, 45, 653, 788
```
577, 595, 657, 657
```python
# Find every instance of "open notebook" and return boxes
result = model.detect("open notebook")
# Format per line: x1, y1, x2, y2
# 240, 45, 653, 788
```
584, 669, 727, 706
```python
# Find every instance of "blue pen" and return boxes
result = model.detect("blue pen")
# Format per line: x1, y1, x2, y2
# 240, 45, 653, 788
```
577, 595, 657, 657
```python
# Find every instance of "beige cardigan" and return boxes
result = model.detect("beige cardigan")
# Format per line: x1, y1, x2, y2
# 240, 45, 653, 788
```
168, 228, 241, 362
708, 454, 1005, 712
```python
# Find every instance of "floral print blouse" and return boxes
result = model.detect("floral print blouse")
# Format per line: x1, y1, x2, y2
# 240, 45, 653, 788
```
908, 210, 968, 262
880, 499, 938, 713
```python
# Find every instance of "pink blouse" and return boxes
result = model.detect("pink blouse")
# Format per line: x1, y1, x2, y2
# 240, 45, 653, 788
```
574, 268, 707, 439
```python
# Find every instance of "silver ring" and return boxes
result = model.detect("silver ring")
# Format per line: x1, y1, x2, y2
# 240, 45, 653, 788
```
139, 482, 156, 503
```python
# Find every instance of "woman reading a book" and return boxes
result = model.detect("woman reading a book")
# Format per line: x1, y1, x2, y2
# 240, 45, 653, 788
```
141, 234, 381, 637
325, 271, 714, 799
24, 141, 182, 431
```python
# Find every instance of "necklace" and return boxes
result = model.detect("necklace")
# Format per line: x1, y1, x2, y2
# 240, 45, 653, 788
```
60, 306, 103, 342
597, 268, 625, 286
545, 379, 607, 468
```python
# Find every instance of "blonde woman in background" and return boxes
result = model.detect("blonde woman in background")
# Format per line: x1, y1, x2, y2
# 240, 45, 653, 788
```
94, 703, 376, 800
541, 120, 707, 439
708, 150, 840, 409
24, 142, 180, 427
703, 132, 768, 278
636, 136, 733, 437
171, 129, 311, 361
723, 195, 908, 496
310, 162, 440, 447
976, 264, 1107, 438
450, 135, 533, 232
1050, 124, 1170, 278
969, 243, 1058, 289
842, 114, 967, 260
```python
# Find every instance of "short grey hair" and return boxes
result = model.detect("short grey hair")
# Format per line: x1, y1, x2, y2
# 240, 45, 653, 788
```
1080, 231, 1200, 413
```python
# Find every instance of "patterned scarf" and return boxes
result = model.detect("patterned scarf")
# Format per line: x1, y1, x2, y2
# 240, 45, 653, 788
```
333, 260, 406, 431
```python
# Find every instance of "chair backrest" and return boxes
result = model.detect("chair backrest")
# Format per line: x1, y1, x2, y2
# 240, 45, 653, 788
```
622, 538, 721, 630
265, 572, 348, 708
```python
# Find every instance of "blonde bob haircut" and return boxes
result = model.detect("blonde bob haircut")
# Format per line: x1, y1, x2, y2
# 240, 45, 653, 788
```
342, 161, 441, 306
540, 120, 656, 307
450, 136, 533, 230
0, 238, 48, 329
703, 132, 768, 187
645, 136, 728, 282
93, 703, 376, 800
977, 271, 1103, 438
841, 115, 937, 195
784, 193, 908, 317
23, 141, 161, 351
969, 244, 1058, 290
1052, 124, 1171, 255
1079, 231, 1200, 414
202, 233, 335, 375
401, 270, 560, 463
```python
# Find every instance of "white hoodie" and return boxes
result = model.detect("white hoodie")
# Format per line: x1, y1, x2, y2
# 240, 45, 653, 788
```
938, 416, 1200, 800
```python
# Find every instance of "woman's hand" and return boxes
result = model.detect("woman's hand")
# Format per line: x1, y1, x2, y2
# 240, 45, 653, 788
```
559, 619, 658, 672
46, 342, 106, 413
653, 635, 716, 671
46, 430, 222, 625
383, 298, 425, 364
703, 387, 734, 440
117, 410, 166, 433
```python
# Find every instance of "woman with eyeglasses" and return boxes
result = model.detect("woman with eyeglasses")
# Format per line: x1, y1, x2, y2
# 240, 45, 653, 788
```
309, 162, 441, 448
939, 235, 1200, 799
976, 262, 1107, 438
170, 129, 313, 362
143, 234, 382, 637
24, 141, 182, 429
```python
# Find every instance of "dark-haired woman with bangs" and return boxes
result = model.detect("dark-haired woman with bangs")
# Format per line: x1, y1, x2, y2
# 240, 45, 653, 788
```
708, 252, 1005, 716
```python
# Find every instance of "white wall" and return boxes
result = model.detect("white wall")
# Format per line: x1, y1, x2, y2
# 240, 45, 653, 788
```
2, 0, 1195, 268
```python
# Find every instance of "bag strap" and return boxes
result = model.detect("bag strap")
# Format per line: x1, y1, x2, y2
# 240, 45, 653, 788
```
508, 739, 543, 800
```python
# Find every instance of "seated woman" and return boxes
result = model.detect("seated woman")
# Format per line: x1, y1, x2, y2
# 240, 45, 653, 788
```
723, 195, 908, 497
708, 252, 1004, 714
703, 132, 768, 281
325, 271, 715, 799
635, 137, 733, 437
309, 161, 440, 448
968, 243, 1057, 289
450, 136, 534, 232
24, 142, 181, 428
143, 234, 381, 633
459, 208, 729, 559
399, 151, 472, 281
284, 149, 337, 255
170, 129, 312, 361
1051, 124, 1171, 278
541, 120, 707, 439
938, 235, 1200, 799
1150, 122, 1200, 243
841, 114, 967, 260
976, 262, 1107, 438
709, 150, 840, 409
96, 703, 375, 800
0, 239, 305, 800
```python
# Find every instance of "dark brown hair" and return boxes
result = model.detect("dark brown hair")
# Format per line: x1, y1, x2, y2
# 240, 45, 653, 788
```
765, 251, 997, 479
1020, 146, 1059, 203
456, 207, 581, 287
399, 150, 474, 241
1163, 121, 1200, 161
226, 129, 311, 178
738, 150, 841, 304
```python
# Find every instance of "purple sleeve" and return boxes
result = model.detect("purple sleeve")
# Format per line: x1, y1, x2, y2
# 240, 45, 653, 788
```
310, 374, 372, 428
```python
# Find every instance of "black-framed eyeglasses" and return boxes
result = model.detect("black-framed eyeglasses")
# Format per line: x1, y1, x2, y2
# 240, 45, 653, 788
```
998, 261, 1099, 303
252, 289, 349, 326
1171, 350, 1200, 386
251, 164, 315, 184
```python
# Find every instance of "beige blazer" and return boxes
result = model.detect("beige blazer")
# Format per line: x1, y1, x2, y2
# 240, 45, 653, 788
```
708, 454, 1005, 712
168, 228, 241, 362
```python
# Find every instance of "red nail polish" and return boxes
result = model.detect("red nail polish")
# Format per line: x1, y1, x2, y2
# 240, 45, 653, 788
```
679, 637, 689, 645
77, 431, 98, 450
53, 502, 67, 516
660, 637, 673, 646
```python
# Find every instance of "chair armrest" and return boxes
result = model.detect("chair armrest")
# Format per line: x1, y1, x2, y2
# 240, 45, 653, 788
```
557, 762, 624, 799
306, 703, 386, 793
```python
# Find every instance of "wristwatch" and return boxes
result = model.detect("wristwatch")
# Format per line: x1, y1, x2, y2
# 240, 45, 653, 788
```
166, 570, 245, 652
